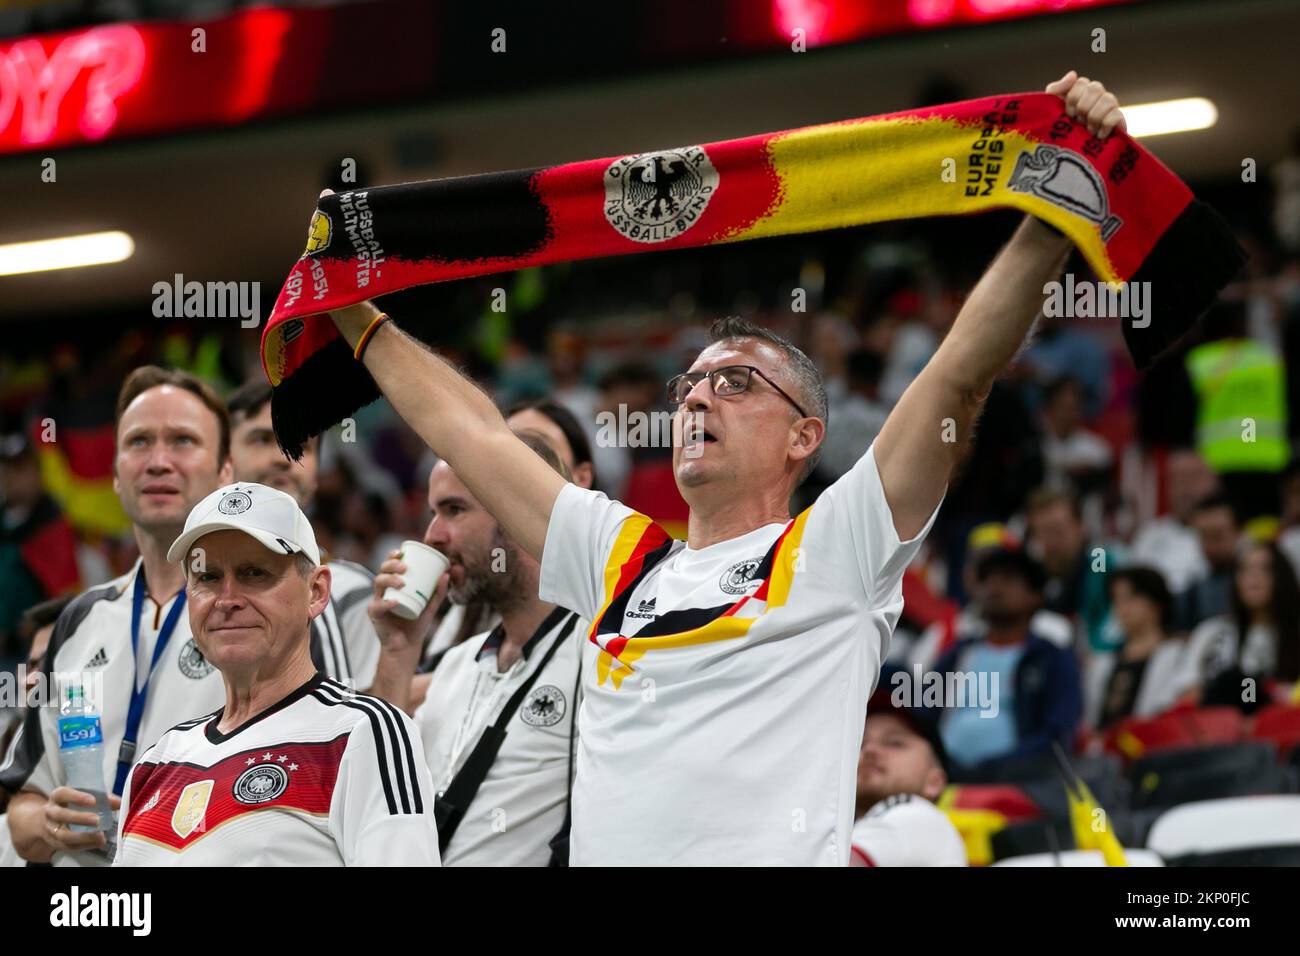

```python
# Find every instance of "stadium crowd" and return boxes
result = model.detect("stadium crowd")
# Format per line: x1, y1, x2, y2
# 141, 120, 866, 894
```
2, 126, 1300, 866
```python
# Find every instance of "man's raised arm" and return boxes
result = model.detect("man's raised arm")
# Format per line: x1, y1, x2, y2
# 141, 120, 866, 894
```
874, 71, 1125, 540
328, 301, 565, 561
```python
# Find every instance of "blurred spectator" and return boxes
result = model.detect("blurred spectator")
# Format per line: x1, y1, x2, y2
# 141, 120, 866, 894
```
1176, 492, 1241, 630
1085, 568, 1191, 730
907, 523, 1072, 671
808, 312, 857, 404
935, 382, 1045, 598
335, 489, 404, 571
225, 381, 319, 506
1184, 541, 1300, 710
877, 292, 940, 406
0, 594, 74, 781
597, 360, 688, 536
1039, 376, 1112, 494
1023, 323, 1108, 419
1130, 449, 1218, 594
506, 398, 597, 491
818, 349, 889, 482
1277, 461, 1300, 580
932, 548, 1082, 778
1185, 303, 1289, 520
1026, 487, 1118, 652
1273, 128, 1300, 254
593, 360, 662, 501
851, 690, 966, 867
0, 433, 81, 663
546, 330, 601, 449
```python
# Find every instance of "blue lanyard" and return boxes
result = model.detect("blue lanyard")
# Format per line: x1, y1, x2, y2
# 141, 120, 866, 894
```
113, 569, 186, 796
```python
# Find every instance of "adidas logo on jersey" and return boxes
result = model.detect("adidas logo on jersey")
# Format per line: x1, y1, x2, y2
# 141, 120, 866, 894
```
626, 596, 658, 620
85, 648, 109, 669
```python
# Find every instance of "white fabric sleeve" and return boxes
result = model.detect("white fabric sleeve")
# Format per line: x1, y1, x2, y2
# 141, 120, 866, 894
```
331, 704, 441, 866
801, 441, 944, 609
338, 590, 381, 690
110, 762, 136, 866
851, 797, 967, 867
538, 483, 640, 621
25, 702, 60, 796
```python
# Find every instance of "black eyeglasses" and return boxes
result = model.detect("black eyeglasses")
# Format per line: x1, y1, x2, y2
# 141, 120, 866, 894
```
666, 365, 808, 418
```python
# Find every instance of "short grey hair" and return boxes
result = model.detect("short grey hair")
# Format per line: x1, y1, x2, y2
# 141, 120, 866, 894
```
707, 316, 829, 484
294, 553, 317, 579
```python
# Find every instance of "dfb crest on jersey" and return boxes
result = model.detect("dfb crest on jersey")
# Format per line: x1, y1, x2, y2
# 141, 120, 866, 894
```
603, 146, 718, 244
1007, 144, 1123, 240
217, 490, 253, 515
521, 685, 566, 727
234, 763, 289, 805
719, 557, 763, 595
172, 780, 213, 839
177, 637, 215, 679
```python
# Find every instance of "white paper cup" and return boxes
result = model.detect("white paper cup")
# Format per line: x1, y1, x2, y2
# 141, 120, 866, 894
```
383, 541, 449, 621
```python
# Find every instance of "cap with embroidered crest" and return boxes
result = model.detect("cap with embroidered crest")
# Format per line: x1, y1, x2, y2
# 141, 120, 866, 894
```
167, 482, 320, 566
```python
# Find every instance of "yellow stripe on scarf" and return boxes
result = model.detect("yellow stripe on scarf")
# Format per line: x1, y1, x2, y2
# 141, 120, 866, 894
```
733, 116, 1122, 284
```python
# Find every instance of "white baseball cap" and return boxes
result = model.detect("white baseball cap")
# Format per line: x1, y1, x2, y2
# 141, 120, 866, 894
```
167, 482, 321, 566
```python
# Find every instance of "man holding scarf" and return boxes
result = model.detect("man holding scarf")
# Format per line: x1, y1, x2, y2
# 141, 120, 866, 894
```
269, 74, 1135, 866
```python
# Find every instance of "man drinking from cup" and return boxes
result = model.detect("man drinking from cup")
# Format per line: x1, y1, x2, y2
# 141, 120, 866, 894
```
367, 430, 586, 866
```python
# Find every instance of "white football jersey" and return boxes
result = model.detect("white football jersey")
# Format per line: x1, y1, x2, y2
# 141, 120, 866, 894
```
415, 609, 588, 866
850, 793, 968, 866
310, 558, 381, 689
539, 442, 941, 866
114, 676, 439, 866
0, 559, 226, 867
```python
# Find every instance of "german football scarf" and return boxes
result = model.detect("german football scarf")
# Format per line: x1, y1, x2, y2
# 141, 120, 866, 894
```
263, 92, 1244, 456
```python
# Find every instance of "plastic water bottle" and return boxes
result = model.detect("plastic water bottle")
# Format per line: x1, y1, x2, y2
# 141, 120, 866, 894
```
57, 681, 114, 834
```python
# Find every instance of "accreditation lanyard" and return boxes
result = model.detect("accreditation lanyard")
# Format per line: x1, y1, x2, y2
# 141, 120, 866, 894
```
112, 570, 187, 796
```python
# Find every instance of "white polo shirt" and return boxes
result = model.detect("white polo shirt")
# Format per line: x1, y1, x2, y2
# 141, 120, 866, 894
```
540, 442, 941, 866
0, 559, 226, 867
849, 793, 967, 866
114, 675, 439, 866
414, 608, 587, 866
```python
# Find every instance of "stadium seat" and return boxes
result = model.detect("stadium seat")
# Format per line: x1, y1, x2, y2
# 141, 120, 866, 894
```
1104, 707, 1244, 762
989, 809, 1157, 862
990, 819, 1072, 861
1146, 795, 1300, 865
937, 784, 1042, 866
1251, 704, 1300, 760
1017, 755, 1128, 822
941, 785, 1040, 819
1128, 742, 1292, 810
992, 849, 1164, 867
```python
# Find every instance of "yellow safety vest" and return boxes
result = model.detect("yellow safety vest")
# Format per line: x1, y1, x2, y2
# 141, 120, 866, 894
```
1186, 339, 1288, 472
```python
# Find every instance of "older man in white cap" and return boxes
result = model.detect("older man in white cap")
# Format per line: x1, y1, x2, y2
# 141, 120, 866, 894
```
113, 482, 440, 866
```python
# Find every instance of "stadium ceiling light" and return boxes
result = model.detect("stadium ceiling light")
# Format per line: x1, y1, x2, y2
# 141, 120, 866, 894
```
0, 230, 135, 277
1122, 97, 1218, 138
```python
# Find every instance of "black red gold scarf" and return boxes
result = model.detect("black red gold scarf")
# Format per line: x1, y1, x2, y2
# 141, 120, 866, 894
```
262, 92, 1244, 456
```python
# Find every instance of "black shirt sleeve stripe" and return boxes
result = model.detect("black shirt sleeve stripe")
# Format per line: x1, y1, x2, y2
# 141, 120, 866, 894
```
310, 688, 399, 816
368, 696, 424, 814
